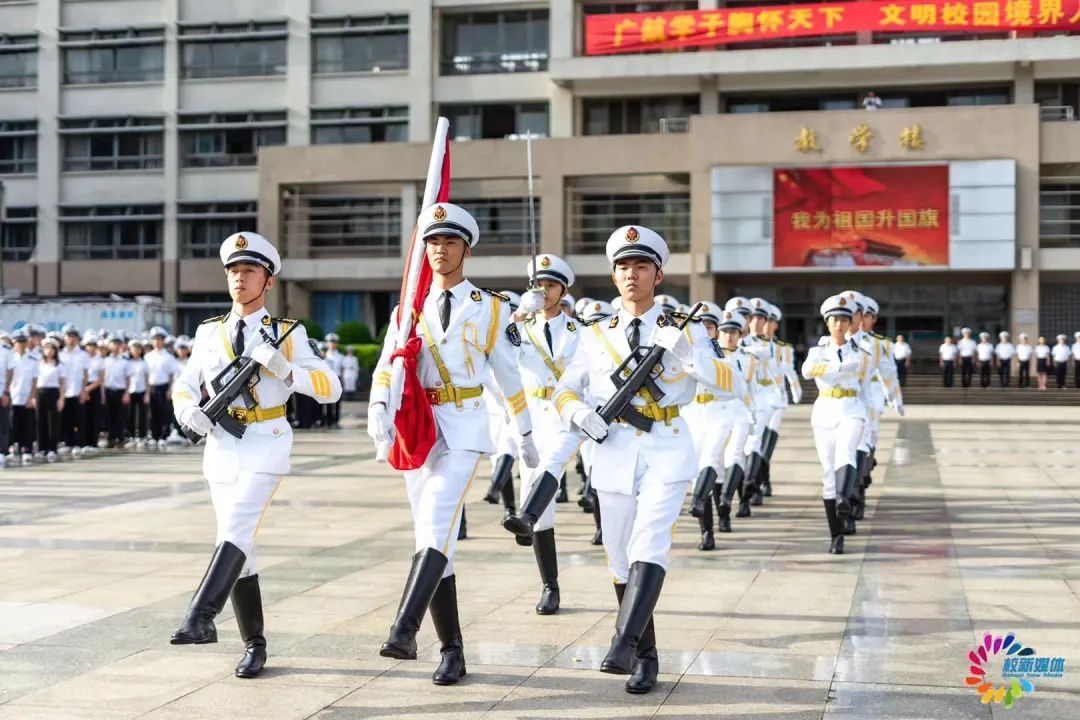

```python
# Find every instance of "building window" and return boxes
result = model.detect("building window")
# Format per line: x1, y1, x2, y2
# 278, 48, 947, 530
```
0, 34, 38, 89
441, 103, 548, 140
310, 107, 408, 144
178, 201, 257, 257
177, 293, 232, 336
0, 119, 37, 174
179, 21, 287, 79
60, 116, 164, 171
60, 204, 163, 260
311, 15, 408, 74
583, 95, 699, 135
441, 10, 548, 75
567, 187, 690, 253
582, 2, 697, 14
178, 111, 287, 167
60, 27, 164, 85
283, 190, 402, 258
1, 207, 36, 262
455, 198, 539, 255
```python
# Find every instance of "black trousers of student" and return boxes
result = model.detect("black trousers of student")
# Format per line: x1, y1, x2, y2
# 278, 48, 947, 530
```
1018, 361, 1030, 388
61, 396, 83, 448
36, 388, 61, 454
998, 362, 1011, 388
84, 392, 102, 447
961, 357, 974, 387
12, 404, 35, 455
323, 399, 341, 428
296, 394, 318, 429
979, 361, 992, 388
149, 384, 171, 440
105, 389, 127, 445
1075, 361, 1080, 389
895, 359, 908, 387
1056, 362, 1069, 388
129, 390, 148, 440
942, 361, 955, 388
0, 404, 10, 456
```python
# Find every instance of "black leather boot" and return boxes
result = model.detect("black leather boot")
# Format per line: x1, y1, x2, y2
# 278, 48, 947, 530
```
761, 429, 778, 497
231, 574, 267, 678
752, 460, 768, 505
760, 458, 772, 498
457, 507, 468, 541
380, 548, 449, 660
555, 473, 569, 503
843, 516, 857, 535
835, 465, 858, 519
716, 465, 742, 532
171, 542, 246, 645
740, 453, 763, 514
578, 479, 594, 513
503, 472, 558, 547
590, 488, 603, 545
824, 499, 844, 555
698, 500, 715, 550
429, 574, 466, 685
483, 455, 514, 505
626, 614, 658, 694
689, 467, 718, 519
533, 528, 560, 615
601, 562, 665, 675
500, 470, 516, 515
852, 479, 866, 521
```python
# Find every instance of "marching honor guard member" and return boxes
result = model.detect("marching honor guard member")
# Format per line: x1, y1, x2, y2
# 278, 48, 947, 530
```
506, 253, 584, 615
367, 203, 539, 686
544, 225, 735, 695
739, 298, 784, 511
170, 231, 341, 679
802, 295, 870, 555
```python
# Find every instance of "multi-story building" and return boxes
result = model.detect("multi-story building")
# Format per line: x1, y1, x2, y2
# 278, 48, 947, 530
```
2, 0, 1080, 348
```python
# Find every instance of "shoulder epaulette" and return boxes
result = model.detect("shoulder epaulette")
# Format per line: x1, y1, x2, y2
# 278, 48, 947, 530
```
774, 339, 792, 347
874, 332, 887, 341
482, 288, 510, 301
580, 315, 607, 327
200, 313, 228, 325
274, 317, 298, 326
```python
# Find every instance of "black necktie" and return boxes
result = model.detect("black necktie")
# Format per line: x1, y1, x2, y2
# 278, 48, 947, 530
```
629, 319, 641, 353
233, 318, 246, 356
544, 321, 553, 354
439, 290, 452, 331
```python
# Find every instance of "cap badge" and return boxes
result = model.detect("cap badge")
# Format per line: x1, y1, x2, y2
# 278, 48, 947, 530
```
432, 205, 447, 221
724, 311, 732, 320
234, 235, 248, 250
540, 256, 551, 268
625, 227, 640, 243
839, 297, 847, 306
594, 303, 601, 311
736, 299, 743, 306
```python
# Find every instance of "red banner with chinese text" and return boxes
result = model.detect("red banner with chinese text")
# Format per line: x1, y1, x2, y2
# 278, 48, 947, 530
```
584, 0, 1080, 55
773, 165, 950, 268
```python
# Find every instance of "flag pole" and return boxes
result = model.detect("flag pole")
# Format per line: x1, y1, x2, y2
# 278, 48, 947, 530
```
377, 118, 450, 463
525, 131, 538, 288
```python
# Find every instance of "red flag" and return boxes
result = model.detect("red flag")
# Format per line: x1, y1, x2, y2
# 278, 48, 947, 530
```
387, 129, 451, 470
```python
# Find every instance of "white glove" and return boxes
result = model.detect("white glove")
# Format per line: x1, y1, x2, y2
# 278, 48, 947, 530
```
571, 407, 608, 442
654, 326, 692, 364
891, 396, 906, 417
519, 434, 540, 469
367, 402, 394, 444
252, 344, 290, 380
178, 405, 213, 436
518, 289, 545, 315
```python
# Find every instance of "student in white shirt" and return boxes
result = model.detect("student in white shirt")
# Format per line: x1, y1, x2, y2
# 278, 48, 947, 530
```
8, 331, 38, 464
102, 337, 132, 448
59, 325, 89, 455
1035, 336, 1051, 391
976, 332, 994, 388
342, 347, 360, 400
892, 334, 912, 387
84, 338, 106, 453
36, 338, 66, 462
938, 336, 958, 388
1052, 335, 1072, 389
1072, 332, 1080, 389
127, 340, 150, 447
0, 333, 12, 465
145, 327, 180, 448
957, 328, 977, 387
994, 331, 1016, 388
1015, 333, 1033, 388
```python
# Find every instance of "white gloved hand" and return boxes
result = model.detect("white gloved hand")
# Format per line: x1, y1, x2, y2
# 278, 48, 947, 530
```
252, 344, 291, 380
178, 405, 213, 436
367, 402, 394, 444
519, 433, 540, 469
654, 326, 692, 364
891, 396, 906, 416
518, 289, 546, 316
571, 407, 608, 442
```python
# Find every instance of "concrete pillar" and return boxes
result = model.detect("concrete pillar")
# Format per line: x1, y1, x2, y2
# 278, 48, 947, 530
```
409, 0, 434, 143
537, 159, 564, 255
688, 167, 715, 302
550, 83, 574, 138
1011, 106, 1040, 340
549, 0, 574, 59
699, 76, 719, 116
35, 0, 61, 294
1014, 61, 1035, 105
285, 0, 311, 146
162, 0, 180, 311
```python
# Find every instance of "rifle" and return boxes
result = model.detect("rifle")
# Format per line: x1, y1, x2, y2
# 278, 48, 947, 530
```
594, 303, 702, 442
181, 320, 301, 444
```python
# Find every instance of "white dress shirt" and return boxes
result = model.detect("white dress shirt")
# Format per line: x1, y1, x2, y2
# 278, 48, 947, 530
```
145, 348, 180, 386
939, 343, 958, 361
892, 341, 912, 362
103, 355, 131, 391
1016, 343, 1033, 362
1052, 344, 1072, 363
37, 360, 64, 390
9, 352, 38, 405
1035, 344, 1050, 360
995, 342, 1015, 361
59, 347, 89, 398
128, 358, 149, 393
957, 338, 977, 358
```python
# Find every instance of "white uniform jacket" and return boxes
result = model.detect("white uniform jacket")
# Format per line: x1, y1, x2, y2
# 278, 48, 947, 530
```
802, 339, 871, 426
172, 307, 341, 482
553, 305, 737, 494
741, 335, 786, 411
517, 312, 581, 435
370, 280, 532, 455
775, 339, 803, 404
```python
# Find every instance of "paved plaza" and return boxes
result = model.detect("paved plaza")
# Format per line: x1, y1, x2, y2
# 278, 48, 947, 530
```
0, 404, 1078, 719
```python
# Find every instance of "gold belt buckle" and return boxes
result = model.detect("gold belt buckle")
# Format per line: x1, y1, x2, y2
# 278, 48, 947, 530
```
228, 407, 248, 423
425, 389, 442, 405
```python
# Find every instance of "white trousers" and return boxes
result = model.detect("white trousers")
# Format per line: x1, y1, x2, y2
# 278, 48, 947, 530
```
404, 439, 482, 578
597, 452, 690, 583
859, 406, 881, 451
767, 406, 785, 432
519, 426, 583, 533
745, 404, 779, 456
812, 413, 865, 500
209, 471, 282, 578
725, 419, 751, 471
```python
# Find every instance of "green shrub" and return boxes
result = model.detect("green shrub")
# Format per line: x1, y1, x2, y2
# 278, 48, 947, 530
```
300, 319, 324, 341
335, 320, 373, 344
350, 344, 381, 370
